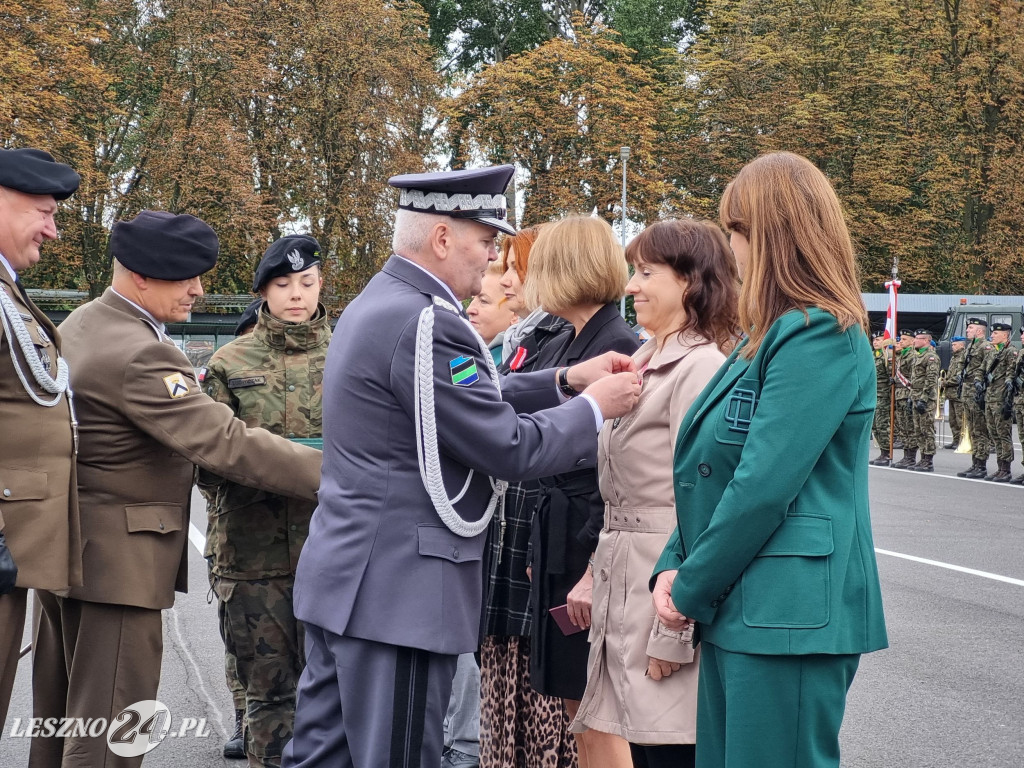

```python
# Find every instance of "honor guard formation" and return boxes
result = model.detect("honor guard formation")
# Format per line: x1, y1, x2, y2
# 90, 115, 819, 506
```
871, 318, 1024, 482
2, 147, 899, 768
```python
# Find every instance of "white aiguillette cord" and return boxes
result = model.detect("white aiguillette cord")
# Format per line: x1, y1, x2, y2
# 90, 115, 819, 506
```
413, 300, 507, 538
0, 283, 70, 405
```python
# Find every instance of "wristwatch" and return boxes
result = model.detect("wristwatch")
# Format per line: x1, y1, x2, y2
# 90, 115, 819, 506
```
557, 367, 579, 398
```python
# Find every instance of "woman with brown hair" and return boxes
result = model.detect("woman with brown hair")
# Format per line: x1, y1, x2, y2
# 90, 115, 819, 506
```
652, 152, 888, 768
571, 218, 739, 768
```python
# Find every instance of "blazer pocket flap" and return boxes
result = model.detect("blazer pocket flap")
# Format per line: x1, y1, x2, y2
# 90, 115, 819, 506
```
0, 468, 47, 502
125, 504, 184, 535
757, 515, 834, 557
417, 524, 482, 563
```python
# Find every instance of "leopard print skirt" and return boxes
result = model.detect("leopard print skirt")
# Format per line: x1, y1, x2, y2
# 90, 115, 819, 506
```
479, 635, 578, 768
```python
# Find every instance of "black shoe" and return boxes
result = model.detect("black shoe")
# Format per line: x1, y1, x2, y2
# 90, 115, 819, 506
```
944, 441, 957, 450
224, 709, 245, 759
442, 747, 480, 768
870, 453, 891, 466
965, 464, 989, 479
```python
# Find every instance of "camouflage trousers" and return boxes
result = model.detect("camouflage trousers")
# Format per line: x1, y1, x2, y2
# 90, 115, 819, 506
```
946, 397, 964, 446
985, 403, 1015, 463
912, 402, 936, 455
872, 398, 891, 452
895, 392, 914, 449
965, 399, 991, 461
213, 575, 306, 768
208, 563, 246, 710
1015, 403, 1024, 470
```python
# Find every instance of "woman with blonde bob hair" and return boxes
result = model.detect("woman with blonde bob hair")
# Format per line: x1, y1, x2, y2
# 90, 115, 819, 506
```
526, 215, 640, 768
652, 153, 888, 768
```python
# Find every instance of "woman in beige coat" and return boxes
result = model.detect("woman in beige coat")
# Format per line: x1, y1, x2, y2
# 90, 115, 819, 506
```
572, 219, 739, 768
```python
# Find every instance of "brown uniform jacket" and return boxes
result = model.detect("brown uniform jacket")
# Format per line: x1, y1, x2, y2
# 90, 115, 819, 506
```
58, 289, 322, 610
0, 269, 82, 591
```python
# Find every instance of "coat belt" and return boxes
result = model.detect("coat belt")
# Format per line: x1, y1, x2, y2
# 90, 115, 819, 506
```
534, 472, 594, 576
603, 504, 676, 533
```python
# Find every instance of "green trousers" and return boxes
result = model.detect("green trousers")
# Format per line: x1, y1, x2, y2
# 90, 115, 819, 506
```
696, 644, 860, 768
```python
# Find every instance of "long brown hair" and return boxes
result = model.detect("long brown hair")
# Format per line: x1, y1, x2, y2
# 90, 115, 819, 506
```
719, 152, 868, 358
625, 218, 740, 351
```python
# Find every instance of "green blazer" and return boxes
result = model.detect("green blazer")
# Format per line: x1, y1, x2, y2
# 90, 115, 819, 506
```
654, 308, 888, 656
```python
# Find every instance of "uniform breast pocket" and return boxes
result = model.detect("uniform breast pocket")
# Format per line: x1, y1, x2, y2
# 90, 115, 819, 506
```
741, 514, 833, 629
417, 524, 483, 564
713, 377, 761, 446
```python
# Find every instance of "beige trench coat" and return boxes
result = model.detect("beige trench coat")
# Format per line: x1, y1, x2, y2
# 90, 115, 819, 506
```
572, 332, 725, 744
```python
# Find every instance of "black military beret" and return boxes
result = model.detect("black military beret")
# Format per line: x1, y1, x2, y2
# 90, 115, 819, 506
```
252, 235, 322, 292
966, 317, 988, 327
235, 299, 263, 336
0, 148, 80, 200
111, 211, 219, 280
914, 328, 932, 337
871, 330, 884, 338
388, 165, 516, 236
991, 322, 1012, 332
899, 329, 914, 337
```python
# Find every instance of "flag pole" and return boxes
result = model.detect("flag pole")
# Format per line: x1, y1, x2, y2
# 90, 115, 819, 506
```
886, 258, 901, 466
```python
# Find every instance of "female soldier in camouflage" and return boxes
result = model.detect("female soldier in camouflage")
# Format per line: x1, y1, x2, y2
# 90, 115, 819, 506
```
202, 235, 330, 768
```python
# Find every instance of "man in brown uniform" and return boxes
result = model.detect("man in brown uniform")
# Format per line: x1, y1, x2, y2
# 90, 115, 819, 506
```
30, 211, 323, 767
0, 148, 83, 730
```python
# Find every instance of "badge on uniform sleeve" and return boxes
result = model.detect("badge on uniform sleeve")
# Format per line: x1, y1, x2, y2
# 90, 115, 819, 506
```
449, 356, 479, 386
163, 372, 191, 398
196, 366, 208, 383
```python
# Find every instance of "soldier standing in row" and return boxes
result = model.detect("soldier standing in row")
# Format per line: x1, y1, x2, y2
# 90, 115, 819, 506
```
983, 322, 1017, 482
943, 337, 966, 449
0, 148, 82, 729
202, 235, 331, 768
957, 318, 994, 479
870, 332, 893, 466
904, 330, 940, 472
1010, 327, 1024, 485
892, 330, 917, 467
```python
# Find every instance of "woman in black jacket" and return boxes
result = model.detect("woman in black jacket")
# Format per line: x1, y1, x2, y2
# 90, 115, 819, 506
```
524, 216, 640, 768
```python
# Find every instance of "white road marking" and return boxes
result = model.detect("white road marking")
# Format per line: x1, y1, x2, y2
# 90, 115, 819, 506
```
188, 521, 206, 554
875, 548, 1024, 587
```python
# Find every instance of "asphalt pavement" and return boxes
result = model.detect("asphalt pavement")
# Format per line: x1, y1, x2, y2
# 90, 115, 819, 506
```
3, 446, 1023, 767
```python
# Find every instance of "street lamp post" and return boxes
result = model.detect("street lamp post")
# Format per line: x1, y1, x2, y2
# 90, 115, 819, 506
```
619, 146, 630, 319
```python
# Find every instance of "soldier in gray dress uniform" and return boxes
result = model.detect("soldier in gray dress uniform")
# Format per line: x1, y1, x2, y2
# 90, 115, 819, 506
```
284, 166, 641, 768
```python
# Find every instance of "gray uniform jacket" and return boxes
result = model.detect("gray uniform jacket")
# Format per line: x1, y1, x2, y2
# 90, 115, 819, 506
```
293, 255, 599, 655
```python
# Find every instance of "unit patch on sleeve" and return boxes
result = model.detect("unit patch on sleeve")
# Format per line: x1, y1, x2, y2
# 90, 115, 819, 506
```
449, 356, 479, 386
163, 372, 191, 399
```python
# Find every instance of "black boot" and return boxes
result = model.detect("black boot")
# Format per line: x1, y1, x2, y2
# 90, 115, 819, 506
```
991, 459, 1013, 482
965, 460, 989, 479
224, 709, 245, 759
944, 440, 957, 450
892, 448, 917, 469
910, 454, 934, 472
1009, 471, 1024, 485
870, 451, 891, 466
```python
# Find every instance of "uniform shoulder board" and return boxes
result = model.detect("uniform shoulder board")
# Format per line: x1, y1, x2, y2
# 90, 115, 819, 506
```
432, 295, 461, 315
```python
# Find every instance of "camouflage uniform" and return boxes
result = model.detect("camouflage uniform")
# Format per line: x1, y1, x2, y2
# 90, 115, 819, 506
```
943, 347, 966, 448
202, 304, 330, 767
963, 337, 993, 468
894, 347, 915, 452
872, 346, 893, 456
983, 342, 1018, 470
1011, 353, 1024, 483
909, 345, 940, 461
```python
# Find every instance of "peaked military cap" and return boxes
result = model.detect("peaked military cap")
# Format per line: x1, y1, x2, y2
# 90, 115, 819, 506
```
235, 299, 263, 336
0, 148, 80, 200
388, 165, 516, 236
991, 321, 1012, 332
252, 234, 322, 292
966, 317, 988, 327
111, 211, 218, 280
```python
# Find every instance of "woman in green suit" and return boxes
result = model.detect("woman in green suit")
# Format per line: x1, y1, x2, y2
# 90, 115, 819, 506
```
652, 152, 888, 768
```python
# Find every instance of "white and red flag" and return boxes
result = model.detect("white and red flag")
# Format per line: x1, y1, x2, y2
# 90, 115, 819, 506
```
883, 278, 901, 341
